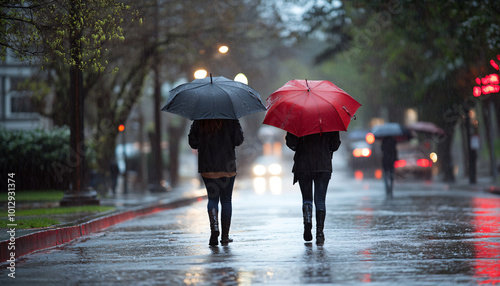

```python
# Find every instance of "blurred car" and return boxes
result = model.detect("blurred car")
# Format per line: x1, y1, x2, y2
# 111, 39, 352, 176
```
347, 139, 380, 170
251, 155, 283, 177
394, 144, 433, 180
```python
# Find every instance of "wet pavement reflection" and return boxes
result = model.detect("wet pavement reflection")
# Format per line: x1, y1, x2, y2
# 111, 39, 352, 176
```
1, 170, 499, 285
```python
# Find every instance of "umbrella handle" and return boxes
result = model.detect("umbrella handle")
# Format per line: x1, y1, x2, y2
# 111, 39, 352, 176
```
343, 106, 356, 120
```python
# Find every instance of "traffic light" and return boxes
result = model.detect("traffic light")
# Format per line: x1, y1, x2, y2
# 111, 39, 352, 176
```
118, 124, 125, 132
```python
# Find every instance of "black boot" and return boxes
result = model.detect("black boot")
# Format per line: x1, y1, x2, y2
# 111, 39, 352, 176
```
302, 203, 313, 241
220, 219, 233, 244
316, 209, 325, 245
208, 208, 219, 246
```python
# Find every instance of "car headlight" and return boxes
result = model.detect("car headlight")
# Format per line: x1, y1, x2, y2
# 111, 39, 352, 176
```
430, 152, 438, 163
253, 164, 267, 176
268, 163, 282, 175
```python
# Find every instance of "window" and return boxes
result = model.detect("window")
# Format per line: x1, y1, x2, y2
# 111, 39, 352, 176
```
6, 77, 37, 118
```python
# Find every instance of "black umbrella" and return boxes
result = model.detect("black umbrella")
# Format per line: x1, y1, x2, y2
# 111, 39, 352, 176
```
371, 123, 412, 140
161, 75, 266, 120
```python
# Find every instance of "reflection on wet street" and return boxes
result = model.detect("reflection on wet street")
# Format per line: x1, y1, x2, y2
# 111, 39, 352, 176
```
1, 171, 499, 285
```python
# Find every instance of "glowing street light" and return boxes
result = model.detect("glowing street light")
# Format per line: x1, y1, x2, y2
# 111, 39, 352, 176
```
234, 73, 248, 85
218, 45, 229, 54
194, 69, 208, 79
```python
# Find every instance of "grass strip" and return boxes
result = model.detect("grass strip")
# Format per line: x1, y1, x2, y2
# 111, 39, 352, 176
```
1, 206, 116, 229
13, 206, 115, 216
1, 190, 64, 202
0, 218, 61, 229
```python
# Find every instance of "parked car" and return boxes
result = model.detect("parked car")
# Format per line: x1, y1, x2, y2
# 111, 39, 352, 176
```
394, 144, 433, 180
348, 140, 380, 170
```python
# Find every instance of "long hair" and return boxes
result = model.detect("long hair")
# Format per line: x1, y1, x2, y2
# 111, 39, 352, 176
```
199, 119, 223, 133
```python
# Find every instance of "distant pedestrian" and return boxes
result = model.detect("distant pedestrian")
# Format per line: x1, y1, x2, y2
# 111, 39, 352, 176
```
109, 158, 119, 195
381, 136, 398, 198
285, 131, 341, 244
188, 119, 244, 246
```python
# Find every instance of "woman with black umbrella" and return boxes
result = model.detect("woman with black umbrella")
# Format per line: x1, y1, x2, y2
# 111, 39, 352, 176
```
188, 119, 244, 246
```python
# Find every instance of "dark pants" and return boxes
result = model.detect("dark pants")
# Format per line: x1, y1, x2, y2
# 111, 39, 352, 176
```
202, 176, 236, 222
383, 167, 394, 196
297, 172, 331, 211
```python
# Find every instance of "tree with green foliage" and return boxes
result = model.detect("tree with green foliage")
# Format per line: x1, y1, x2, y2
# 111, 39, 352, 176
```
2, 0, 137, 199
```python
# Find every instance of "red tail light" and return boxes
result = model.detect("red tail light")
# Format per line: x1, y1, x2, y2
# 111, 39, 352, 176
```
394, 160, 406, 168
417, 159, 432, 167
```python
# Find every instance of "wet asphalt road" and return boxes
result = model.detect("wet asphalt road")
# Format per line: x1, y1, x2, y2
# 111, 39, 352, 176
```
1, 169, 500, 285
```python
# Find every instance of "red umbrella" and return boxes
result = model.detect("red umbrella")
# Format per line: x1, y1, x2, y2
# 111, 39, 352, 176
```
263, 79, 361, 137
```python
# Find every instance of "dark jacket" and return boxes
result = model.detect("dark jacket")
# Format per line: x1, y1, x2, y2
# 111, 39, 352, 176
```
285, 131, 341, 173
188, 119, 244, 173
381, 137, 398, 170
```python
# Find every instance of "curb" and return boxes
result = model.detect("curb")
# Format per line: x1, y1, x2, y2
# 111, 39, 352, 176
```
0, 194, 207, 264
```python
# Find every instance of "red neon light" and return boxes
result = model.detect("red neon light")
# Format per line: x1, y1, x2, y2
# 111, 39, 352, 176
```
473, 74, 500, 97
480, 74, 498, 85
474, 86, 482, 97
490, 60, 499, 71
482, 84, 500, 95
489, 74, 499, 84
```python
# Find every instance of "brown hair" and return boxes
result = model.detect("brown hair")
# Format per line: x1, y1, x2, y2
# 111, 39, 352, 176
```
199, 119, 223, 133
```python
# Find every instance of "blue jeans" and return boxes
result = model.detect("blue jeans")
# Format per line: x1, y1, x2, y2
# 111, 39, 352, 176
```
202, 176, 235, 222
297, 172, 331, 211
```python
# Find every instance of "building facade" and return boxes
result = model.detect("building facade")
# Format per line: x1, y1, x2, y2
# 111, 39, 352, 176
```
0, 51, 51, 130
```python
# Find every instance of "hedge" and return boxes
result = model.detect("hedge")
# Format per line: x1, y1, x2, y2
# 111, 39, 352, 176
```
0, 127, 73, 190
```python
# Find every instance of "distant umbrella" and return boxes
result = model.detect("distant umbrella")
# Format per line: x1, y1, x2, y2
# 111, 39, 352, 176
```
371, 123, 412, 141
406, 121, 445, 135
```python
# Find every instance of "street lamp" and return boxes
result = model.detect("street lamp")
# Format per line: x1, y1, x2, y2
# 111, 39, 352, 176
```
218, 45, 229, 54
194, 69, 208, 79
234, 73, 248, 85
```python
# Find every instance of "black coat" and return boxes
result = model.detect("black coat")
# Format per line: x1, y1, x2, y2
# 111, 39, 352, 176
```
188, 120, 244, 173
285, 131, 341, 174
381, 137, 397, 170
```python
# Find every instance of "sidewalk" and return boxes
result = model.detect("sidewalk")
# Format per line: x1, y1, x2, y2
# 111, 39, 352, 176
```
445, 174, 500, 194
1, 175, 498, 264
0, 181, 206, 263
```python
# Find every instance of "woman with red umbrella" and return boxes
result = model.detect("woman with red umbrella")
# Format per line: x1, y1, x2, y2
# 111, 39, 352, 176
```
264, 79, 361, 244
285, 131, 341, 244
